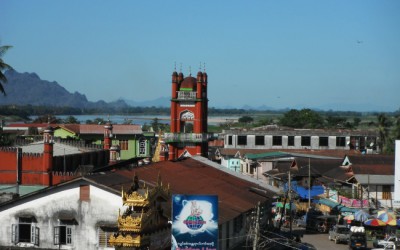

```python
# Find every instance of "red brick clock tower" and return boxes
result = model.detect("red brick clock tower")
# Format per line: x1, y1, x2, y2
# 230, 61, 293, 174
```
165, 68, 209, 160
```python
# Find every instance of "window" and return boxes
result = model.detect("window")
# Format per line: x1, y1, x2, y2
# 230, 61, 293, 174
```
237, 136, 247, 145
98, 226, 117, 248
228, 136, 232, 145
54, 219, 76, 246
301, 136, 311, 146
336, 137, 346, 147
382, 185, 392, 200
288, 136, 294, 146
54, 226, 72, 245
138, 139, 146, 155
319, 137, 328, 147
255, 136, 264, 146
119, 140, 129, 150
12, 217, 39, 246
272, 136, 282, 146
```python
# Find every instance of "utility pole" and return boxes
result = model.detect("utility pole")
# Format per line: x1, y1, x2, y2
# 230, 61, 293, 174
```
253, 202, 260, 250
289, 170, 293, 238
308, 158, 311, 209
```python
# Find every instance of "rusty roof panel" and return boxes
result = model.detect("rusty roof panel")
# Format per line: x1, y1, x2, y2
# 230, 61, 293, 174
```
87, 158, 271, 224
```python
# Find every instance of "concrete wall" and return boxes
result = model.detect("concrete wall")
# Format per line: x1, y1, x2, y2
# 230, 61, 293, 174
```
0, 185, 121, 249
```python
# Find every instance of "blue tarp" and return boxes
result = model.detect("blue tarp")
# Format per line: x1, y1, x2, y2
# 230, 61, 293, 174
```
284, 181, 324, 199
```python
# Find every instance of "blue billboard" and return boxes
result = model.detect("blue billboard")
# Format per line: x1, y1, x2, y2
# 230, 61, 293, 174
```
171, 194, 218, 250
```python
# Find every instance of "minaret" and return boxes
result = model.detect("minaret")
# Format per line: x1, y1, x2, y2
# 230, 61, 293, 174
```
109, 145, 120, 164
104, 119, 113, 150
43, 125, 54, 185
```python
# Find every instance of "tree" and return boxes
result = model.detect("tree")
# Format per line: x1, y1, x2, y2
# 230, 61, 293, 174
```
32, 115, 61, 124
86, 118, 106, 124
238, 115, 254, 124
62, 115, 80, 124
279, 109, 324, 128
0, 44, 13, 95
377, 113, 392, 153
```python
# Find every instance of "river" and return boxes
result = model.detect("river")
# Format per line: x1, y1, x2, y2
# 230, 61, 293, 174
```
29, 115, 239, 126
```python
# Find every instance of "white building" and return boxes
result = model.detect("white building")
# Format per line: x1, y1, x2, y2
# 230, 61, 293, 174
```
221, 128, 379, 152
0, 178, 121, 249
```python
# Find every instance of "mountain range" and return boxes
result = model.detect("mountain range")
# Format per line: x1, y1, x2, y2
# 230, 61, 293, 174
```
0, 70, 274, 111
0, 70, 132, 109
1, 70, 396, 112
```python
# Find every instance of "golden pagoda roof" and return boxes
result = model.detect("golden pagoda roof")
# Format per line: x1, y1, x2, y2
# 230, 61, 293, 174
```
109, 234, 150, 248
122, 188, 150, 207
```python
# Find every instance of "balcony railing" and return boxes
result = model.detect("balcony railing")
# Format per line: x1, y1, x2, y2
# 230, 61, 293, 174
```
177, 91, 197, 100
164, 133, 212, 143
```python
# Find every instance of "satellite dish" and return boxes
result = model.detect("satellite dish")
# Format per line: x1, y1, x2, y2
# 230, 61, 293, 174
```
347, 141, 350, 146
370, 142, 374, 147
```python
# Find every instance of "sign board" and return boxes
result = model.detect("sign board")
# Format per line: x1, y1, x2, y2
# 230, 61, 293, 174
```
171, 195, 218, 250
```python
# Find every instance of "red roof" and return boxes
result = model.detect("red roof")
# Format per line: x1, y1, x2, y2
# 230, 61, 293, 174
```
87, 158, 271, 224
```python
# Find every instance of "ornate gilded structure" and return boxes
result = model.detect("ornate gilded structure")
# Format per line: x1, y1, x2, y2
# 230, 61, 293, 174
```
109, 173, 171, 249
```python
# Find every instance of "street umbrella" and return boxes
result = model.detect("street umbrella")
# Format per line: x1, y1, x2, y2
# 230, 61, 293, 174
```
275, 202, 284, 208
364, 218, 386, 227
386, 219, 397, 226
354, 209, 371, 222
377, 211, 396, 223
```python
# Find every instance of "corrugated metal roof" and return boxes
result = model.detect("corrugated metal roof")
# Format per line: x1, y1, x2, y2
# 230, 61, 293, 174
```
87, 157, 275, 224
353, 174, 394, 185
351, 164, 394, 175
20, 141, 100, 156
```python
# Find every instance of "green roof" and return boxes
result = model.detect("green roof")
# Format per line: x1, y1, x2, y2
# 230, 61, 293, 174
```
245, 151, 292, 160
0, 185, 46, 196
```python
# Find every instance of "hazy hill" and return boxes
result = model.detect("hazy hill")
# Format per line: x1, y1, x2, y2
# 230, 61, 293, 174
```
0, 70, 129, 109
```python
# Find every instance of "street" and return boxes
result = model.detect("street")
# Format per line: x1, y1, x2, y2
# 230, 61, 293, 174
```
302, 232, 373, 250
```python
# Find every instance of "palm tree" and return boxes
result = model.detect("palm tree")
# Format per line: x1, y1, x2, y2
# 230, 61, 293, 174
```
0, 44, 13, 95
377, 113, 391, 153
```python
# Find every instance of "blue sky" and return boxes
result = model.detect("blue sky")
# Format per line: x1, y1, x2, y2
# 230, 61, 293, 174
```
1, 1, 399, 112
